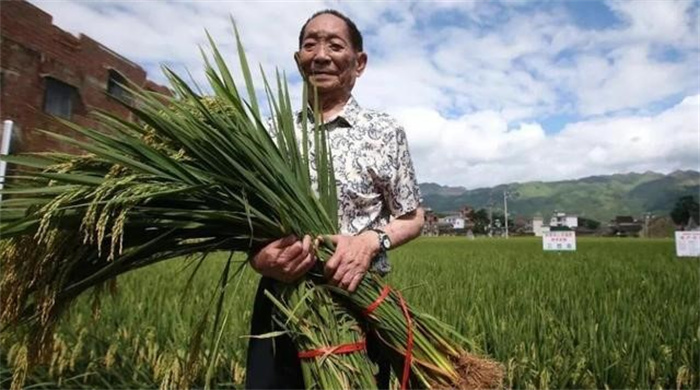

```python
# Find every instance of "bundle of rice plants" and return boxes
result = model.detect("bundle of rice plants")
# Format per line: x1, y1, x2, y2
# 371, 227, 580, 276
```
264, 280, 377, 390
332, 274, 504, 389
0, 24, 502, 390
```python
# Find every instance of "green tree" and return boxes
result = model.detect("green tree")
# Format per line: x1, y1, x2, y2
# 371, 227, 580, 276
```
670, 195, 700, 226
579, 217, 601, 231
472, 209, 490, 234
648, 216, 675, 238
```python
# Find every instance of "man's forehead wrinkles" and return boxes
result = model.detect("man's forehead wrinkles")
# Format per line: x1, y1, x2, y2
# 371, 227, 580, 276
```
303, 31, 348, 43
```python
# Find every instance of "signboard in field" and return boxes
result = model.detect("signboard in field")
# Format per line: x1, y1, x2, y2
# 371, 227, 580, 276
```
543, 231, 576, 251
675, 231, 700, 257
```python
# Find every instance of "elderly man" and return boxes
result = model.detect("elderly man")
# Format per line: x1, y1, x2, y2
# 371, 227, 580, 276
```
246, 9, 424, 389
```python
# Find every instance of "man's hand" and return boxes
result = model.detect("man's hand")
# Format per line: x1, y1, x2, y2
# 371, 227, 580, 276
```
250, 235, 315, 283
324, 231, 380, 292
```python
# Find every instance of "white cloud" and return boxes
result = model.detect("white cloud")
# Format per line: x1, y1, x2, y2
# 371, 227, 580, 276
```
562, 45, 695, 116
607, 0, 698, 45
27, 0, 700, 188
32, 1, 323, 87
393, 95, 699, 188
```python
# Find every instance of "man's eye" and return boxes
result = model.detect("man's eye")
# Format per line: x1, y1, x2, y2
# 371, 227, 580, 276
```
330, 44, 343, 51
303, 42, 316, 49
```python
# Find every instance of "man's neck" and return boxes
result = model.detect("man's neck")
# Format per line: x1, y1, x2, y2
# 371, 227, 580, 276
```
309, 92, 351, 122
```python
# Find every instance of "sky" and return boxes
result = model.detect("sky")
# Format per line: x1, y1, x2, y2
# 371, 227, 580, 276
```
30, 0, 700, 189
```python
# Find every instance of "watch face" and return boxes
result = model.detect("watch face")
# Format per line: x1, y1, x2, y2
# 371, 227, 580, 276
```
382, 237, 391, 250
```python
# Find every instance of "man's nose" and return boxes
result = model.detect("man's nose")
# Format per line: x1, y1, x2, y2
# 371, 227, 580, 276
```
313, 45, 331, 63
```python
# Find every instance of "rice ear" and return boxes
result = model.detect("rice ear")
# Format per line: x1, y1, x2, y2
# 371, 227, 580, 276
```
450, 353, 505, 390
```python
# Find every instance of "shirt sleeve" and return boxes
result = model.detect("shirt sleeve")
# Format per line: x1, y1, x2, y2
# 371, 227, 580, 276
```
384, 124, 422, 217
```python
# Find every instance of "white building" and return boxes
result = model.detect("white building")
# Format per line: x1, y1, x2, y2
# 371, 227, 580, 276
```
533, 216, 545, 236
440, 215, 465, 229
534, 212, 577, 236
550, 212, 578, 229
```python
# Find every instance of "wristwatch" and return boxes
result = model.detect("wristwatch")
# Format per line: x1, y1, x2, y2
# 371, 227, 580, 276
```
371, 229, 391, 252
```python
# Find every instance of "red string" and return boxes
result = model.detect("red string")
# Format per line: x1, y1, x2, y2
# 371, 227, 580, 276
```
397, 291, 414, 390
363, 285, 414, 390
363, 285, 391, 316
298, 340, 366, 359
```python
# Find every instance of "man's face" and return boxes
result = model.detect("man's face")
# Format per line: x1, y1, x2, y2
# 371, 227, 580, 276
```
296, 14, 367, 96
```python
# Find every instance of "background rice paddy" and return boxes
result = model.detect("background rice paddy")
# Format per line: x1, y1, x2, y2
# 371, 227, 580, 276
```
1, 237, 697, 389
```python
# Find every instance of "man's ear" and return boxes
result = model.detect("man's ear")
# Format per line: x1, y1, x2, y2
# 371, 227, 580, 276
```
355, 52, 368, 77
294, 52, 307, 80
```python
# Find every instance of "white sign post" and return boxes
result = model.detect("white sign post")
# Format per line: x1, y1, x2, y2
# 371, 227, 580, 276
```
543, 230, 577, 251
0, 120, 13, 205
675, 231, 700, 257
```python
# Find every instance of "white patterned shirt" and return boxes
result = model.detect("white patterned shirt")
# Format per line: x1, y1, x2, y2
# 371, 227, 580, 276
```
299, 97, 422, 274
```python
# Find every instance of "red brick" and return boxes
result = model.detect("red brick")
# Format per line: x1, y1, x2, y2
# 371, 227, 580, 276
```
0, 0, 168, 155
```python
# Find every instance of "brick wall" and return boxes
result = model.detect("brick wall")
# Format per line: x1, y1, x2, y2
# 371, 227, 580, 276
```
0, 0, 169, 155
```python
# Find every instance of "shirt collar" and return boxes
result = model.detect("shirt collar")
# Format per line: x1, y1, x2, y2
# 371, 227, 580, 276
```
296, 96, 362, 128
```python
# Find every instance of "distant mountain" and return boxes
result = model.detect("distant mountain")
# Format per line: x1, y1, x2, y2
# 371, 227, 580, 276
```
420, 170, 699, 222
419, 182, 467, 197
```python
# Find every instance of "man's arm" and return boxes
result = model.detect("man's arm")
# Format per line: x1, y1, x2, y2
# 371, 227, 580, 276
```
382, 206, 425, 249
324, 207, 425, 292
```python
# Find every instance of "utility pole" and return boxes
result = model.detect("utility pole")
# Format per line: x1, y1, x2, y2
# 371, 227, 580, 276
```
503, 189, 518, 238
487, 193, 493, 237
503, 190, 509, 239
643, 212, 653, 238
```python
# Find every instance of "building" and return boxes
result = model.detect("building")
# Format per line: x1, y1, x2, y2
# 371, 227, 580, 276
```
608, 216, 643, 237
533, 212, 578, 236
423, 205, 477, 236
422, 207, 439, 236
458, 205, 476, 232
440, 215, 465, 230
458, 205, 474, 220
532, 216, 545, 236
549, 212, 578, 229
0, 0, 169, 156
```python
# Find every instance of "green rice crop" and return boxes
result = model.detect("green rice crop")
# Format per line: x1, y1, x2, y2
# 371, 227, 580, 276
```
2, 237, 697, 389
387, 237, 699, 389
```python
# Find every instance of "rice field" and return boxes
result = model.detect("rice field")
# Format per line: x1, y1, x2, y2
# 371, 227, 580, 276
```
1, 237, 698, 389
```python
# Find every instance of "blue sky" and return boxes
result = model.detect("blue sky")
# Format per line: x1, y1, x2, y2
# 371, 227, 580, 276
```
31, 0, 699, 188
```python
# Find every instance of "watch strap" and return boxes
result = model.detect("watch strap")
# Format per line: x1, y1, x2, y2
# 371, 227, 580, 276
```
370, 228, 391, 251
